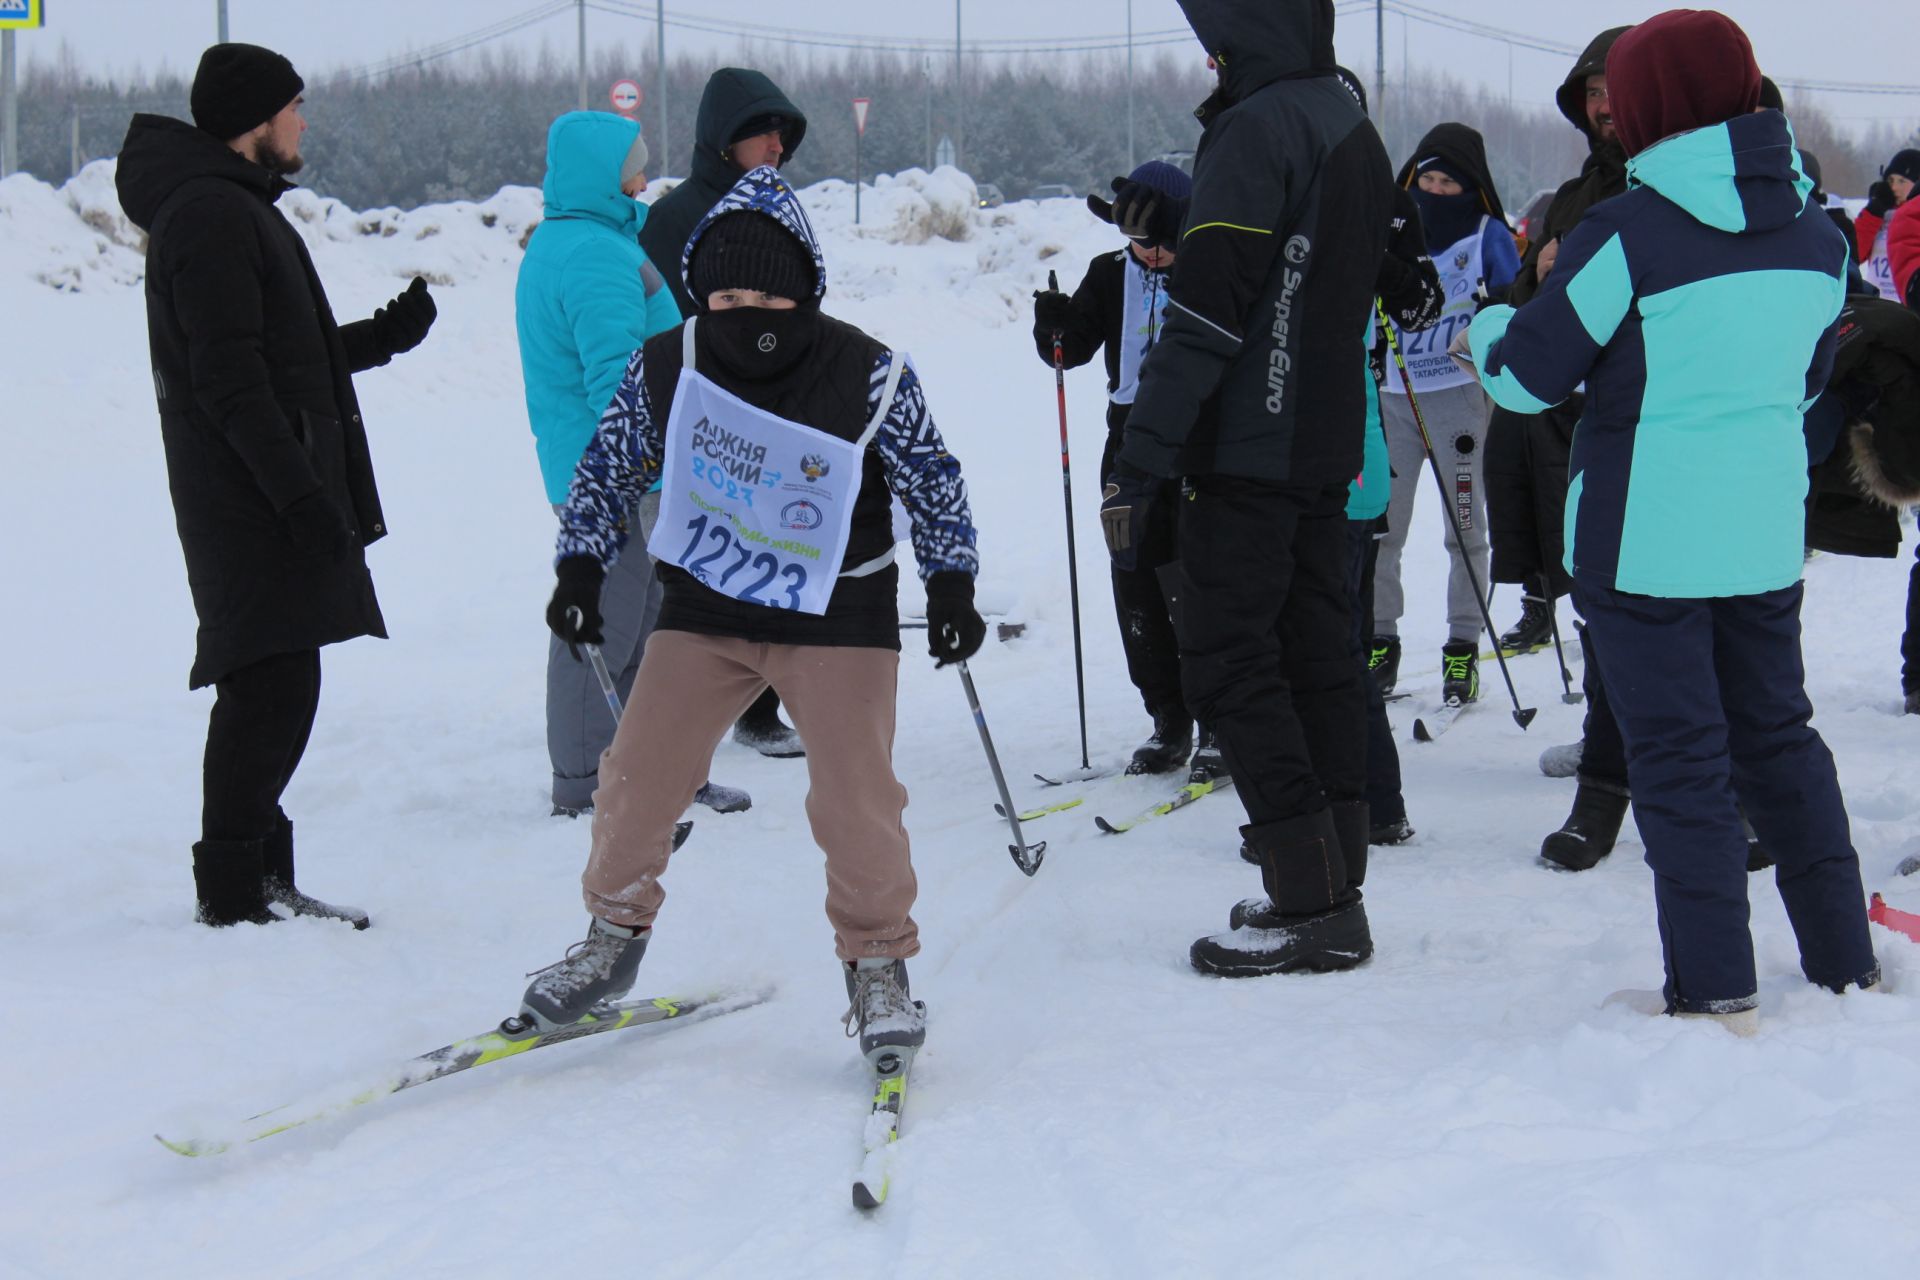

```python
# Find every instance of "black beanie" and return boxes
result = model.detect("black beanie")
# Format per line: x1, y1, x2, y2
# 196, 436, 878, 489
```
191, 43, 304, 141
1885, 149, 1920, 185
687, 211, 816, 304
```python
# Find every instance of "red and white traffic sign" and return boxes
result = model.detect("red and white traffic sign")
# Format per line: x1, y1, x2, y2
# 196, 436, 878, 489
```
610, 80, 642, 115
852, 97, 871, 136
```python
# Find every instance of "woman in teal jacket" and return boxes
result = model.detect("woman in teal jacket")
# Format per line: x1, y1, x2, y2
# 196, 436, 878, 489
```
516, 111, 734, 817
1468, 11, 1877, 1029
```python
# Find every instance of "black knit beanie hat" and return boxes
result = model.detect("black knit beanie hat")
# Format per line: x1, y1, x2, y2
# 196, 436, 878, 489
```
687, 211, 816, 304
191, 43, 304, 141
1885, 149, 1920, 185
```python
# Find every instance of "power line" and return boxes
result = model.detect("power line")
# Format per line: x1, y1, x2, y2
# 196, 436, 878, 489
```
334, 1, 573, 82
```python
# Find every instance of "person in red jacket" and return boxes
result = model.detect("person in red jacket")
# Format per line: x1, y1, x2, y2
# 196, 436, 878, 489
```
1887, 198, 1920, 311
1854, 149, 1920, 304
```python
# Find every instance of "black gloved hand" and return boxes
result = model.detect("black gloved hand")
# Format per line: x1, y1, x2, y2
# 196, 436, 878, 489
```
372, 276, 437, 358
1108, 176, 1187, 251
1033, 288, 1074, 340
1099, 458, 1160, 573
925, 571, 986, 668
546, 554, 607, 660
1867, 180, 1897, 219
279, 488, 355, 558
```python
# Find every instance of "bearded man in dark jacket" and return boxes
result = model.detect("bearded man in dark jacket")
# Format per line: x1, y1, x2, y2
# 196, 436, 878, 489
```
1102, 0, 1393, 977
638, 65, 810, 756
115, 44, 437, 929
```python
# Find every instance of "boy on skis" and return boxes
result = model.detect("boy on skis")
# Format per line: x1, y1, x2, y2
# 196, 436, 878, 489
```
524, 167, 984, 1061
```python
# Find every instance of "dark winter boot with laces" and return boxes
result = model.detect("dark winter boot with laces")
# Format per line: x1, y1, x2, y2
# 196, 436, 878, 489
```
1498, 592, 1554, 656
262, 815, 370, 930
1187, 726, 1225, 783
842, 957, 926, 1064
1368, 635, 1402, 696
192, 838, 278, 927
1540, 780, 1631, 871
1127, 711, 1194, 775
1441, 641, 1481, 704
520, 917, 651, 1031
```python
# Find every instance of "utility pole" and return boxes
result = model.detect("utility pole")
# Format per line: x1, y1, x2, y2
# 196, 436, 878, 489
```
218, 0, 229, 43
1374, 0, 1384, 127
923, 54, 932, 169
954, 0, 963, 172
656, 0, 667, 174
69, 102, 79, 179
1, 29, 15, 179
576, 0, 587, 112
1126, 0, 1134, 171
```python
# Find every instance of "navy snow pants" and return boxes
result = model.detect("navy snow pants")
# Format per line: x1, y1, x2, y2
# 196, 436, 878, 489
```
1575, 581, 1877, 1012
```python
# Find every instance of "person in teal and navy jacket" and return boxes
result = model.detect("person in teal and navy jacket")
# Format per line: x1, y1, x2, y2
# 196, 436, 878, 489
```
516, 111, 743, 818
1467, 9, 1878, 1032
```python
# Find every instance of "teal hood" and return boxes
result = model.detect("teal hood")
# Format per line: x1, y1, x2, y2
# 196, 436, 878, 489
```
541, 111, 647, 237
1626, 110, 1811, 235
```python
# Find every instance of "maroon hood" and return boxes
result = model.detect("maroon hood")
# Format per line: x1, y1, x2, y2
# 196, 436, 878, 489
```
1606, 9, 1761, 158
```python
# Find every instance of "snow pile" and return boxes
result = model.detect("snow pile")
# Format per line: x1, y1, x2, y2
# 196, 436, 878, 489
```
0, 163, 146, 290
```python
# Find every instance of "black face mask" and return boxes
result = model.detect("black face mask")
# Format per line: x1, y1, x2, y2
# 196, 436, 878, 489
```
700, 303, 820, 381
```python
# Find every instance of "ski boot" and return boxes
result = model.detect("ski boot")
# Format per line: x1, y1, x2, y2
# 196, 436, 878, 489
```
520, 917, 651, 1031
1127, 711, 1194, 776
1440, 641, 1480, 705
1498, 593, 1553, 656
192, 838, 279, 928
1187, 726, 1225, 783
734, 690, 805, 758
1539, 740, 1584, 778
1368, 634, 1402, 697
1370, 815, 1415, 846
695, 781, 753, 814
1199, 811, 1373, 977
1539, 780, 1630, 871
262, 815, 369, 930
842, 957, 926, 1065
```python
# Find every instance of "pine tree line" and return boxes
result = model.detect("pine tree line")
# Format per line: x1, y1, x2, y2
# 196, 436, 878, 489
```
7, 41, 1903, 214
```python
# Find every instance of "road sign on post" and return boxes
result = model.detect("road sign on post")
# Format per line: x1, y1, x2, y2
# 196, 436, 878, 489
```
610, 80, 642, 117
852, 97, 871, 226
0, 1, 45, 30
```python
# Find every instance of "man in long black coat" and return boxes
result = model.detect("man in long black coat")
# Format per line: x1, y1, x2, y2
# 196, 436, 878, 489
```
115, 44, 437, 928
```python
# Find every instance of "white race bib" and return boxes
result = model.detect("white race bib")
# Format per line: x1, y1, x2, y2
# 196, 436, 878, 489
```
649, 320, 903, 615
1386, 217, 1490, 395
1867, 225, 1900, 302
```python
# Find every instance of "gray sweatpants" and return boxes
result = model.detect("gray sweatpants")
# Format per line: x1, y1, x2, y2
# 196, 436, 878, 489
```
549, 493, 663, 811
1373, 382, 1491, 644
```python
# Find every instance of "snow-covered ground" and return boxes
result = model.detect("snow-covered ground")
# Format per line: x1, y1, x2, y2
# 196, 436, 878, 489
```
5, 159, 1920, 1278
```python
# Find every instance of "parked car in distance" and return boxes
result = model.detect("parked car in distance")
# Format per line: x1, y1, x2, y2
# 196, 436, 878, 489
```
1512, 187, 1556, 254
977, 183, 1005, 208
1027, 183, 1078, 200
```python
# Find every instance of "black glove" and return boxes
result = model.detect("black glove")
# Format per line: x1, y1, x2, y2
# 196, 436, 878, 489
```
546, 554, 606, 659
279, 488, 355, 558
1867, 180, 1897, 219
1108, 176, 1187, 251
925, 571, 986, 668
372, 276, 437, 358
1099, 458, 1160, 573
1033, 288, 1074, 340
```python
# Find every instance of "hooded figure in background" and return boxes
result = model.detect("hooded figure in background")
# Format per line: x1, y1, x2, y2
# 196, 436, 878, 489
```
1468, 9, 1875, 1029
114, 43, 438, 930
1854, 147, 1920, 303
638, 65, 810, 757
1367, 122, 1520, 707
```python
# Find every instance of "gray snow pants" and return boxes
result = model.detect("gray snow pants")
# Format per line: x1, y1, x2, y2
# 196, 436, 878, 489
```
1372, 382, 1492, 645
549, 493, 662, 811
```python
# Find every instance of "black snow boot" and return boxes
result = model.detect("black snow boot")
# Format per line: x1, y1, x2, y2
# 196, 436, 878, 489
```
1740, 810, 1773, 873
193, 839, 278, 927
263, 816, 370, 930
1197, 810, 1372, 977
521, 917, 651, 1030
1540, 780, 1631, 871
1498, 592, 1553, 656
1441, 641, 1481, 705
843, 957, 926, 1064
733, 689, 805, 758
1127, 711, 1194, 775
1371, 815, 1415, 845
1187, 725, 1225, 783
1906, 689, 1920, 716
1368, 635, 1402, 696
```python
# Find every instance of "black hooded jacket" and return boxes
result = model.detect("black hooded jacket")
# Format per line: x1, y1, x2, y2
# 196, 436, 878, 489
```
1806, 297, 1920, 556
115, 114, 390, 688
1121, 0, 1393, 486
638, 69, 807, 317
1509, 26, 1630, 307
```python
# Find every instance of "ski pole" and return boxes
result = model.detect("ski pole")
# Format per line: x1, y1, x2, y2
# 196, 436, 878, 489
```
1517, 413, 1583, 704
952, 648, 1046, 876
568, 607, 627, 722
1047, 268, 1093, 771
1374, 300, 1537, 730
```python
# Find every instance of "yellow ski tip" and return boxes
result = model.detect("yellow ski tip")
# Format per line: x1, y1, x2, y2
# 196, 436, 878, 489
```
155, 1132, 228, 1157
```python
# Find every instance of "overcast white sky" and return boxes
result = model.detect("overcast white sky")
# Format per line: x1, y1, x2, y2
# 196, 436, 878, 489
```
15, 1, 1918, 137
